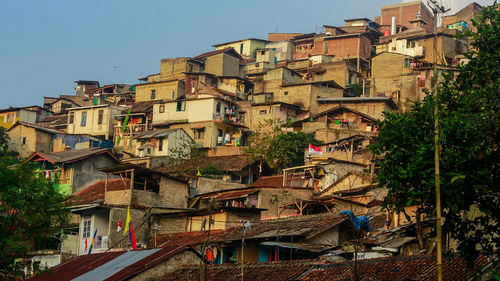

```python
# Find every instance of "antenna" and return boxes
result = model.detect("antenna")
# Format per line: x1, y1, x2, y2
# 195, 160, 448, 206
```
113, 65, 120, 84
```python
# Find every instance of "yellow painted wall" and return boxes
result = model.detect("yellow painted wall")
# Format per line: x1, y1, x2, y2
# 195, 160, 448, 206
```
67, 106, 121, 140
135, 80, 184, 102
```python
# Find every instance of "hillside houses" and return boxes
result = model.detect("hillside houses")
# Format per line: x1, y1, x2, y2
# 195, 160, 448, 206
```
3, 0, 494, 278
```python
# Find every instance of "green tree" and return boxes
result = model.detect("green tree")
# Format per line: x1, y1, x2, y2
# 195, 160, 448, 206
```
0, 157, 70, 278
370, 4, 499, 264
248, 121, 322, 172
0, 127, 9, 156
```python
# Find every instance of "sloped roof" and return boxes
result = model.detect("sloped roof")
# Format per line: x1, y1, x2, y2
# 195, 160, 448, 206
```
297, 255, 494, 281
69, 178, 130, 206
157, 214, 350, 247
49, 95, 88, 107
38, 114, 68, 126
248, 175, 284, 187
29, 246, 198, 281
129, 100, 162, 113
163, 260, 315, 281
193, 47, 243, 60
308, 105, 378, 122
26, 148, 120, 164
162, 155, 258, 176
7, 121, 67, 135
162, 255, 495, 281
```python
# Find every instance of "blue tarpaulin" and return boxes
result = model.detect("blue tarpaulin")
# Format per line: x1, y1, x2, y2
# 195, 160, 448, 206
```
340, 210, 371, 231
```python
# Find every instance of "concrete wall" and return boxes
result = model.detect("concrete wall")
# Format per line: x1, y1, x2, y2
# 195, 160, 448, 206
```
266, 41, 295, 61
108, 207, 147, 249
205, 53, 240, 77
153, 98, 232, 124
130, 251, 201, 281
257, 188, 313, 219
67, 106, 122, 140
371, 52, 421, 112
71, 154, 118, 193
78, 209, 110, 255
215, 40, 267, 58
192, 177, 246, 196
311, 36, 371, 60
135, 80, 184, 102
380, 1, 434, 32
7, 126, 53, 158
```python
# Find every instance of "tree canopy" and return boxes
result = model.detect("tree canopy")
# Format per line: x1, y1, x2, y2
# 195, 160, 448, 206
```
370, 4, 499, 263
0, 157, 70, 277
247, 121, 323, 172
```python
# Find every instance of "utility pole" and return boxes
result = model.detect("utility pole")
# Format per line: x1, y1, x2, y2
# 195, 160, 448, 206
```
427, 1, 449, 281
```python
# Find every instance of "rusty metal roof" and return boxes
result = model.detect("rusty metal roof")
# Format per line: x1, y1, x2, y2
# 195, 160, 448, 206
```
29, 246, 196, 281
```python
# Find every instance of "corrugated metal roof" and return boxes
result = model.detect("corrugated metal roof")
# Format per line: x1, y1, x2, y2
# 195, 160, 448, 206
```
72, 249, 161, 281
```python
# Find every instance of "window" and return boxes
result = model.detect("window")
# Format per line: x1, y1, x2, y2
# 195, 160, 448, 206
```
194, 128, 205, 139
22, 137, 26, 145
216, 102, 221, 114
324, 42, 328, 53
176, 101, 186, 111
188, 64, 194, 72
83, 217, 91, 238
240, 43, 244, 54
284, 91, 288, 96
171, 91, 176, 99
259, 110, 267, 115
159, 105, 165, 113
151, 90, 156, 99
158, 138, 163, 151
97, 109, 104, 125
69, 112, 74, 124
7, 113, 15, 122
81, 112, 87, 126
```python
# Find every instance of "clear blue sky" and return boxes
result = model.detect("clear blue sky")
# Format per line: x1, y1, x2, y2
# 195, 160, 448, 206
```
0, 0, 493, 108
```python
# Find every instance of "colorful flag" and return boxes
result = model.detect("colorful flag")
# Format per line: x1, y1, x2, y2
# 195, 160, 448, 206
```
117, 220, 122, 232
197, 167, 202, 177
123, 206, 131, 236
308, 143, 323, 155
129, 221, 138, 250
88, 229, 98, 254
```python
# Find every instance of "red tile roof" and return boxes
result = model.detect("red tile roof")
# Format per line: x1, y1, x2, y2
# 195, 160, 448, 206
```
69, 178, 129, 206
161, 255, 495, 281
248, 175, 284, 187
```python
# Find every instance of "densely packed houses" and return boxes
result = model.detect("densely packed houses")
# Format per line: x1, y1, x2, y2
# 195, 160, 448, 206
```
3, 1, 492, 279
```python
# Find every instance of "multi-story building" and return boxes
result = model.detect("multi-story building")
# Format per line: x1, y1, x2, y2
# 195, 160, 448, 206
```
0, 106, 52, 129
212, 38, 268, 59
67, 104, 123, 140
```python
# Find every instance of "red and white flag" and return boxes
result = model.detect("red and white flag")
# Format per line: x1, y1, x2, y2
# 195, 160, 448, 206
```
308, 143, 322, 155
117, 220, 122, 232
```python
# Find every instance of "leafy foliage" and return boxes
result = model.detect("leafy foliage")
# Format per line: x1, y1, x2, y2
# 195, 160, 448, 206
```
247, 119, 322, 172
370, 4, 499, 264
0, 157, 70, 276
0, 127, 9, 156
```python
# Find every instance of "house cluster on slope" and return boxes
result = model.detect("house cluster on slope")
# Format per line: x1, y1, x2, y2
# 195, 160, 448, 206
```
2, 1, 493, 279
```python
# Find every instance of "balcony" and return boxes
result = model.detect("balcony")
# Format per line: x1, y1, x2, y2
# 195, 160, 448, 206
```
114, 123, 151, 137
